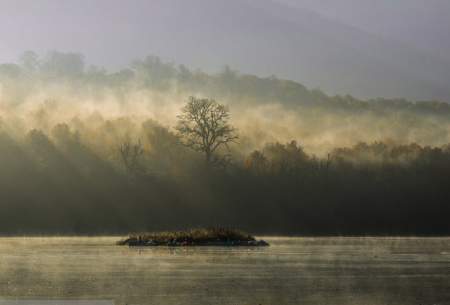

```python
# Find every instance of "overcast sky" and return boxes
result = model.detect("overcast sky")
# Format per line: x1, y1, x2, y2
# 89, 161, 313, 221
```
0, 0, 449, 100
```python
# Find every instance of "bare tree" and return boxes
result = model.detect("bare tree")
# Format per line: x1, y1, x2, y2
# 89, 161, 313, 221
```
119, 139, 144, 176
176, 96, 238, 164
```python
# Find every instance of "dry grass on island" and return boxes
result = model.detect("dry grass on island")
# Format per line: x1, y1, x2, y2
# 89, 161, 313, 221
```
117, 227, 269, 247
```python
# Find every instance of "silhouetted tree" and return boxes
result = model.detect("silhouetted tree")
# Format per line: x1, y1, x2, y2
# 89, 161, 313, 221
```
245, 150, 268, 175
119, 139, 144, 176
264, 141, 309, 174
176, 96, 238, 164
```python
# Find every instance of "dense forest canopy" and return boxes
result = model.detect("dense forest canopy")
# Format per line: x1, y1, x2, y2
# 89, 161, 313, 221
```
0, 51, 449, 235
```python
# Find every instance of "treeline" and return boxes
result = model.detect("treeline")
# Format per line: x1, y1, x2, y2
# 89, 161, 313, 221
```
1, 51, 449, 115
0, 121, 449, 235
0, 51, 449, 235
2, 51, 450, 157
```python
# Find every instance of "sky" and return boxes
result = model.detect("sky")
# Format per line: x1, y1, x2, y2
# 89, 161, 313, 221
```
0, 0, 450, 101
281, 0, 450, 63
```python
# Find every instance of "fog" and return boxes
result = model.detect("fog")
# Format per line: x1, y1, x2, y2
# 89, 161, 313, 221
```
1, 51, 450, 156
1, 4, 449, 305
1, 0, 450, 101
0, 51, 449, 235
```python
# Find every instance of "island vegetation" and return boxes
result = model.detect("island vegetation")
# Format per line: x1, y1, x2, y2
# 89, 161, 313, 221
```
117, 228, 269, 247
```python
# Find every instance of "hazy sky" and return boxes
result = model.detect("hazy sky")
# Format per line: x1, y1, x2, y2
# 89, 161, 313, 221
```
282, 0, 450, 62
1, 0, 450, 100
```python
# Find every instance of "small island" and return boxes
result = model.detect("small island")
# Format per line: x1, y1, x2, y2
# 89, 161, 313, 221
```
117, 228, 269, 247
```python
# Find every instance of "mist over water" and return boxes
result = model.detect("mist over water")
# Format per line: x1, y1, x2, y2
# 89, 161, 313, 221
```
0, 237, 449, 305
2, 2, 450, 303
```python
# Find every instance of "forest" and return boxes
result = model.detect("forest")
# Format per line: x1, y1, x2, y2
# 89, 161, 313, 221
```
0, 51, 449, 235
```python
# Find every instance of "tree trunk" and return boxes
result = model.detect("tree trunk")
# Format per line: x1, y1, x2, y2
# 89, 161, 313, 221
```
205, 150, 211, 164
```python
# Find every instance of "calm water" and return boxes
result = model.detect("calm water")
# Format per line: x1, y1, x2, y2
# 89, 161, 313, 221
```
0, 237, 449, 305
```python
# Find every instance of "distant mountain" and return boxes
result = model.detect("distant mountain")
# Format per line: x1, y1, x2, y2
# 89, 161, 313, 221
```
1, 0, 449, 102
127, 0, 450, 101
278, 0, 450, 65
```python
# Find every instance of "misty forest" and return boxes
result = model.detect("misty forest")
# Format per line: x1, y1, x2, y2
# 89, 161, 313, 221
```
0, 51, 449, 235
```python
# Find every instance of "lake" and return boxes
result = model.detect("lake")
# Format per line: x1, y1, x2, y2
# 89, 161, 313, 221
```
0, 237, 449, 305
